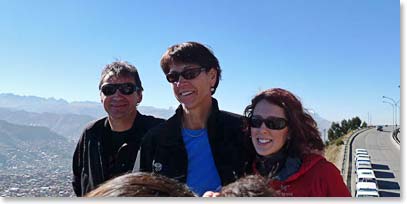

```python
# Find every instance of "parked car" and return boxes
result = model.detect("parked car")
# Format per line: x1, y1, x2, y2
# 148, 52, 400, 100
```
356, 181, 379, 197
355, 162, 373, 173
356, 169, 375, 177
356, 181, 378, 191
356, 172, 377, 185
355, 154, 371, 160
356, 157, 371, 164
356, 189, 380, 197
355, 148, 368, 154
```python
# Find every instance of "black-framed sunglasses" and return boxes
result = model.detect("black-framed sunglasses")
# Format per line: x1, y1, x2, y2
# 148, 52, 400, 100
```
100, 83, 140, 96
249, 116, 288, 130
166, 67, 207, 83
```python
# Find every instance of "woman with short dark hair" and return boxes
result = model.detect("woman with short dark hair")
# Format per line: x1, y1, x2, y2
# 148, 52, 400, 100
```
135, 42, 251, 196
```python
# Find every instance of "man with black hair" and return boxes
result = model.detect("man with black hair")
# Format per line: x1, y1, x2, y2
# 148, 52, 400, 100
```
72, 61, 164, 196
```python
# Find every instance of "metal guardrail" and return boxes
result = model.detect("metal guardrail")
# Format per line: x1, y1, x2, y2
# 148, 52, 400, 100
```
342, 128, 365, 176
392, 128, 400, 144
342, 128, 372, 192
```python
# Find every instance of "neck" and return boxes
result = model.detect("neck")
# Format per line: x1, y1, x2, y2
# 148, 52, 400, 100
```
182, 98, 212, 130
108, 111, 137, 132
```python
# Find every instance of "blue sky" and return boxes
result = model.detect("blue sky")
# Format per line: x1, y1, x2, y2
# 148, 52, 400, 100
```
0, 0, 400, 125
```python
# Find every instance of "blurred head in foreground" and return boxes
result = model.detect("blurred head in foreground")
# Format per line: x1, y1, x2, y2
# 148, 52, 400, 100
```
85, 172, 197, 197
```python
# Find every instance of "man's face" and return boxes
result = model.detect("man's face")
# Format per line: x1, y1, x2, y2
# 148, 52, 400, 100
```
100, 75, 141, 121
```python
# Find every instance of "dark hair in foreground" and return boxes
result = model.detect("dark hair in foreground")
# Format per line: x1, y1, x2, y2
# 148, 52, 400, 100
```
85, 172, 197, 197
244, 88, 324, 157
160, 41, 221, 94
98, 60, 144, 91
220, 175, 275, 197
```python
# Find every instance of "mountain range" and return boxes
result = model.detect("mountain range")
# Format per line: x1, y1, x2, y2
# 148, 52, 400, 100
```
0, 93, 332, 142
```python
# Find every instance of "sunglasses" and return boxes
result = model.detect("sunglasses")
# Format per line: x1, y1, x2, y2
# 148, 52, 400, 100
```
100, 83, 140, 96
166, 67, 207, 83
249, 116, 288, 130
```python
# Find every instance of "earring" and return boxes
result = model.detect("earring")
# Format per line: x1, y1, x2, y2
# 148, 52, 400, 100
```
210, 87, 215, 92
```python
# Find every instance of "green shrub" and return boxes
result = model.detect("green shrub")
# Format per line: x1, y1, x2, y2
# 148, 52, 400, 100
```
335, 140, 344, 146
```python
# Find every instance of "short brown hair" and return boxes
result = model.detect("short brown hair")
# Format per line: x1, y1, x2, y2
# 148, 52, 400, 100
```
160, 42, 221, 94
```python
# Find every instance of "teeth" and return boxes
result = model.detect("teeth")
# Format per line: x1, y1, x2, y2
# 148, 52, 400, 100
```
180, 91, 193, 96
258, 138, 271, 144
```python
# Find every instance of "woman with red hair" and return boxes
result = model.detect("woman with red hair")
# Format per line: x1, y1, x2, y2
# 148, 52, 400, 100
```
243, 88, 350, 197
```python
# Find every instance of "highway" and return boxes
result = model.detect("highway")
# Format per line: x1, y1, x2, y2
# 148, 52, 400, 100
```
349, 126, 400, 197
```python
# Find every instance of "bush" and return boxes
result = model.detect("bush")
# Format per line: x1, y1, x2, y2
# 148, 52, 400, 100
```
335, 140, 344, 146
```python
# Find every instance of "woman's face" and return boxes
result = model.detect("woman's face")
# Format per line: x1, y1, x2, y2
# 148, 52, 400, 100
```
250, 99, 289, 156
167, 63, 216, 110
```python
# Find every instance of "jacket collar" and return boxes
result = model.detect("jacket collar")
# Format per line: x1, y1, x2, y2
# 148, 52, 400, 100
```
160, 98, 220, 146
283, 153, 325, 182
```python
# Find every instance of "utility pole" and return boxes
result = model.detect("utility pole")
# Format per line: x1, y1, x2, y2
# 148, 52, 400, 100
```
383, 96, 399, 128
383, 101, 395, 128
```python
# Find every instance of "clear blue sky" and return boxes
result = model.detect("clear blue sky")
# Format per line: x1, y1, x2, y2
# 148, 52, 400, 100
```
0, 0, 400, 125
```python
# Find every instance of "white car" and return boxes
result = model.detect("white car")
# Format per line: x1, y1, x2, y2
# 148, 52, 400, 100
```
355, 154, 371, 161
355, 148, 368, 154
356, 157, 371, 164
356, 190, 380, 197
355, 162, 373, 173
356, 172, 377, 185
357, 169, 375, 177
356, 181, 378, 191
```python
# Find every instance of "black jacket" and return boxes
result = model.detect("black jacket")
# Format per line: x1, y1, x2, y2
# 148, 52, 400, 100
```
135, 98, 253, 186
72, 112, 164, 196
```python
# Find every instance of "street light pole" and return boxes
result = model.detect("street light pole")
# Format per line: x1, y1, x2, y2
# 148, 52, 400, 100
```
383, 96, 398, 127
383, 101, 395, 129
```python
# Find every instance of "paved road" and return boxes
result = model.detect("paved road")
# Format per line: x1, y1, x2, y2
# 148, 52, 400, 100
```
350, 127, 400, 197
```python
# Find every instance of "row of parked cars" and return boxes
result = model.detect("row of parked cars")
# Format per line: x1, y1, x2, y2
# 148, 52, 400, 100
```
354, 148, 379, 197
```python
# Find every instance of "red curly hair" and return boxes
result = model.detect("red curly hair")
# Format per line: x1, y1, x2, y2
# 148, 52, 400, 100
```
244, 88, 324, 157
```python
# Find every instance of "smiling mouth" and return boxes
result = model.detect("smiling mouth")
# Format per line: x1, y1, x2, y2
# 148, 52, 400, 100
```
111, 104, 127, 108
180, 91, 193, 96
257, 138, 272, 144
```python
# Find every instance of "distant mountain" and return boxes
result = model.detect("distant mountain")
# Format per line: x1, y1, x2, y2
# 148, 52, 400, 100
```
0, 93, 105, 118
0, 108, 95, 141
0, 93, 332, 142
309, 111, 332, 142
0, 93, 174, 119
0, 93, 176, 141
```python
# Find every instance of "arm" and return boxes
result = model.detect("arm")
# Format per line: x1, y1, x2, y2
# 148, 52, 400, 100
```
72, 132, 84, 196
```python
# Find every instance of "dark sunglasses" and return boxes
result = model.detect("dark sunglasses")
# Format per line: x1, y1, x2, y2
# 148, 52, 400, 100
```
249, 116, 288, 130
166, 67, 207, 83
100, 83, 140, 96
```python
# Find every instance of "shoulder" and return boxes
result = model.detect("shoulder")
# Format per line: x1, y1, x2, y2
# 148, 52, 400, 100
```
303, 154, 343, 183
76, 117, 107, 143
217, 110, 244, 124
307, 155, 351, 196
312, 156, 340, 174
82, 117, 107, 133
138, 113, 166, 128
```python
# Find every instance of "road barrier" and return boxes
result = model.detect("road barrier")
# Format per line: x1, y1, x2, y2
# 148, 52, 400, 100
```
392, 128, 400, 144
342, 128, 372, 192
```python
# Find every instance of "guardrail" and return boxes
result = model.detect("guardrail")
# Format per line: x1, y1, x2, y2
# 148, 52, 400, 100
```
342, 127, 372, 191
392, 128, 400, 144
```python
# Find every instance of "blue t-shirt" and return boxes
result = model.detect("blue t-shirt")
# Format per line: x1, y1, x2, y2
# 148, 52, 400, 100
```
182, 128, 222, 196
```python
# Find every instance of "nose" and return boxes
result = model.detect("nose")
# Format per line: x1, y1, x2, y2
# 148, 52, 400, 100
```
174, 75, 187, 85
259, 122, 269, 135
111, 89, 125, 98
